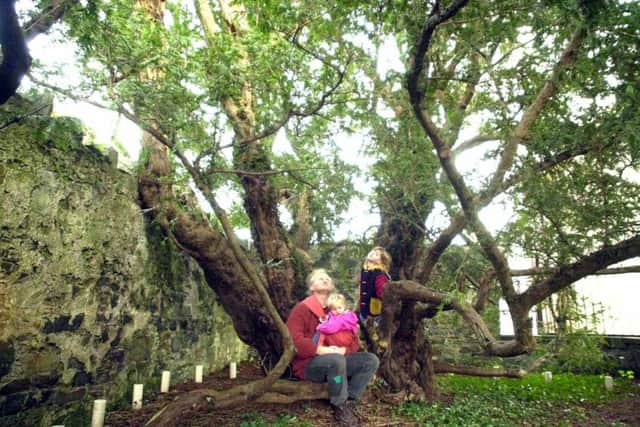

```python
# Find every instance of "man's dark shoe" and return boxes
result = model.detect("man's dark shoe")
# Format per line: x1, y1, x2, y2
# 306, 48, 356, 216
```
333, 401, 360, 426
346, 400, 361, 417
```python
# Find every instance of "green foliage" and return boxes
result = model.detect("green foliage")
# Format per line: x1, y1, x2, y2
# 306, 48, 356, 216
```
272, 125, 360, 243
617, 370, 634, 380
34, 0, 640, 264
228, 201, 252, 230
500, 0, 640, 266
546, 330, 613, 374
396, 373, 638, 426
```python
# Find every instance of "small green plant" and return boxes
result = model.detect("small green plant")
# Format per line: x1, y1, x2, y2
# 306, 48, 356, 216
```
617, 369, 635, 380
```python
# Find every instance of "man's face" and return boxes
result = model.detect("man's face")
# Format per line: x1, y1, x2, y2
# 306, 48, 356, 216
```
312, 274, 332, 290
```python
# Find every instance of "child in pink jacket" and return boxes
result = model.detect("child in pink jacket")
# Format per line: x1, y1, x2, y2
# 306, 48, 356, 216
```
316, 293, 359, 351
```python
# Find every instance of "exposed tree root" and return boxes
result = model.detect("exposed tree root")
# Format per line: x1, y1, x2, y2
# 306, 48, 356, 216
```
434, 361, 526, 378
434, 353, 552, 378
145, 381, 328, 427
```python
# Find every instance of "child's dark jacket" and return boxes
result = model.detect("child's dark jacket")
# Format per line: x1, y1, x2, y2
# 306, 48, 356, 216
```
358, 267, 390, 319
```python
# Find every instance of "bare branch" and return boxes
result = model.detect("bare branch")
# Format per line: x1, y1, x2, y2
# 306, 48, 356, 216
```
379, 280, 497, 352
452, 135, 499, 155
206, 167, 328, 177
434, 361, 526, 378
520, 235, 640, 309
443, 46, 494, 145
511, 265, 640, 277
146, 381, 327, 426
407, 0, 471, 109
473, 269, 495, 313
434, 352, 551, 377
23, 0, 79, 42
417, 214, 466, 282
0, 103, 50, 131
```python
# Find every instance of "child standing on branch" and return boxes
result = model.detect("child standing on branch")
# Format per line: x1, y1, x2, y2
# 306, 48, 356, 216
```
358, 246, 392, 321
316, 293, 359, 351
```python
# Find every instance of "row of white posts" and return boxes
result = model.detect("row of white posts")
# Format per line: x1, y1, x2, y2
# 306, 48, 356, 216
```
60, 362, 239, 427
543, 371, 614, 390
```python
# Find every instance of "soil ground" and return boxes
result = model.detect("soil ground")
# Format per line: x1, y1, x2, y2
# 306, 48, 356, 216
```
105, 363, 640, 426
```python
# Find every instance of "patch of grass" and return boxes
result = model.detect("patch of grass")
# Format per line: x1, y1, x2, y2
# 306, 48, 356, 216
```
395, 373, 637, 426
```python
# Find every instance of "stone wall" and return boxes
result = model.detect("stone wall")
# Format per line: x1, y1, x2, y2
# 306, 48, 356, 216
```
0, 112, 247, 426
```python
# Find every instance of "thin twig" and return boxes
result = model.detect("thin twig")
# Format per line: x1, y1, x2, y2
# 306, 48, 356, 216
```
0, 103, 50, 131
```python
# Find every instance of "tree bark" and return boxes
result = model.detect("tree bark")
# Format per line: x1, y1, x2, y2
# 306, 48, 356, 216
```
23, 0, 78, 42
234, 139, 305, 314
376, 300, 436, 400
520, 235, 640, 310
146, 381, 328, 427
376, 189, 431, 280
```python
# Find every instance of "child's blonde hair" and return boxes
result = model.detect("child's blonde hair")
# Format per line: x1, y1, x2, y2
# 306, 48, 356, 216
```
366, 246, 392, 272
327, 293, 348, 311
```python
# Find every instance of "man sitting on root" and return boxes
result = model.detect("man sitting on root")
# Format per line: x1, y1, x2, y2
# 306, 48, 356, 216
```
286, 269, 380, 426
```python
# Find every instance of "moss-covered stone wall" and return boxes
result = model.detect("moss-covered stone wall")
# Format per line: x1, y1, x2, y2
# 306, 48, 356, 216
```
0, 113, 247, 426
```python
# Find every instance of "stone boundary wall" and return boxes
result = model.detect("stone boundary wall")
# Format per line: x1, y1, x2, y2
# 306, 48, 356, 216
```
0, 114, 247, 426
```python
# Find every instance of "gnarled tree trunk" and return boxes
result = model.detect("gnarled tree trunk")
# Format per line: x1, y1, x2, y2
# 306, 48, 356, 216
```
138, 135, 284, 359
197, 0, 308, 319
376, 191, 432, 280
377, 301, 437, 399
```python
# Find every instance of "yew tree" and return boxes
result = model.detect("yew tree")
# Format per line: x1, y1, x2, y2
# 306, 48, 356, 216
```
20, 0, 640, 422
365, 0, 640, 397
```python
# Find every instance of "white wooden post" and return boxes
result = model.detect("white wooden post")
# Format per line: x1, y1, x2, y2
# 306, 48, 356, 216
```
604, 375, 614, 391
91, 399, 107, 427
230, 362, 237, 379
543, 371, 552, 383
132, 384, 143, 409
160, 371, 171, 393
195, 365, 203, 383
